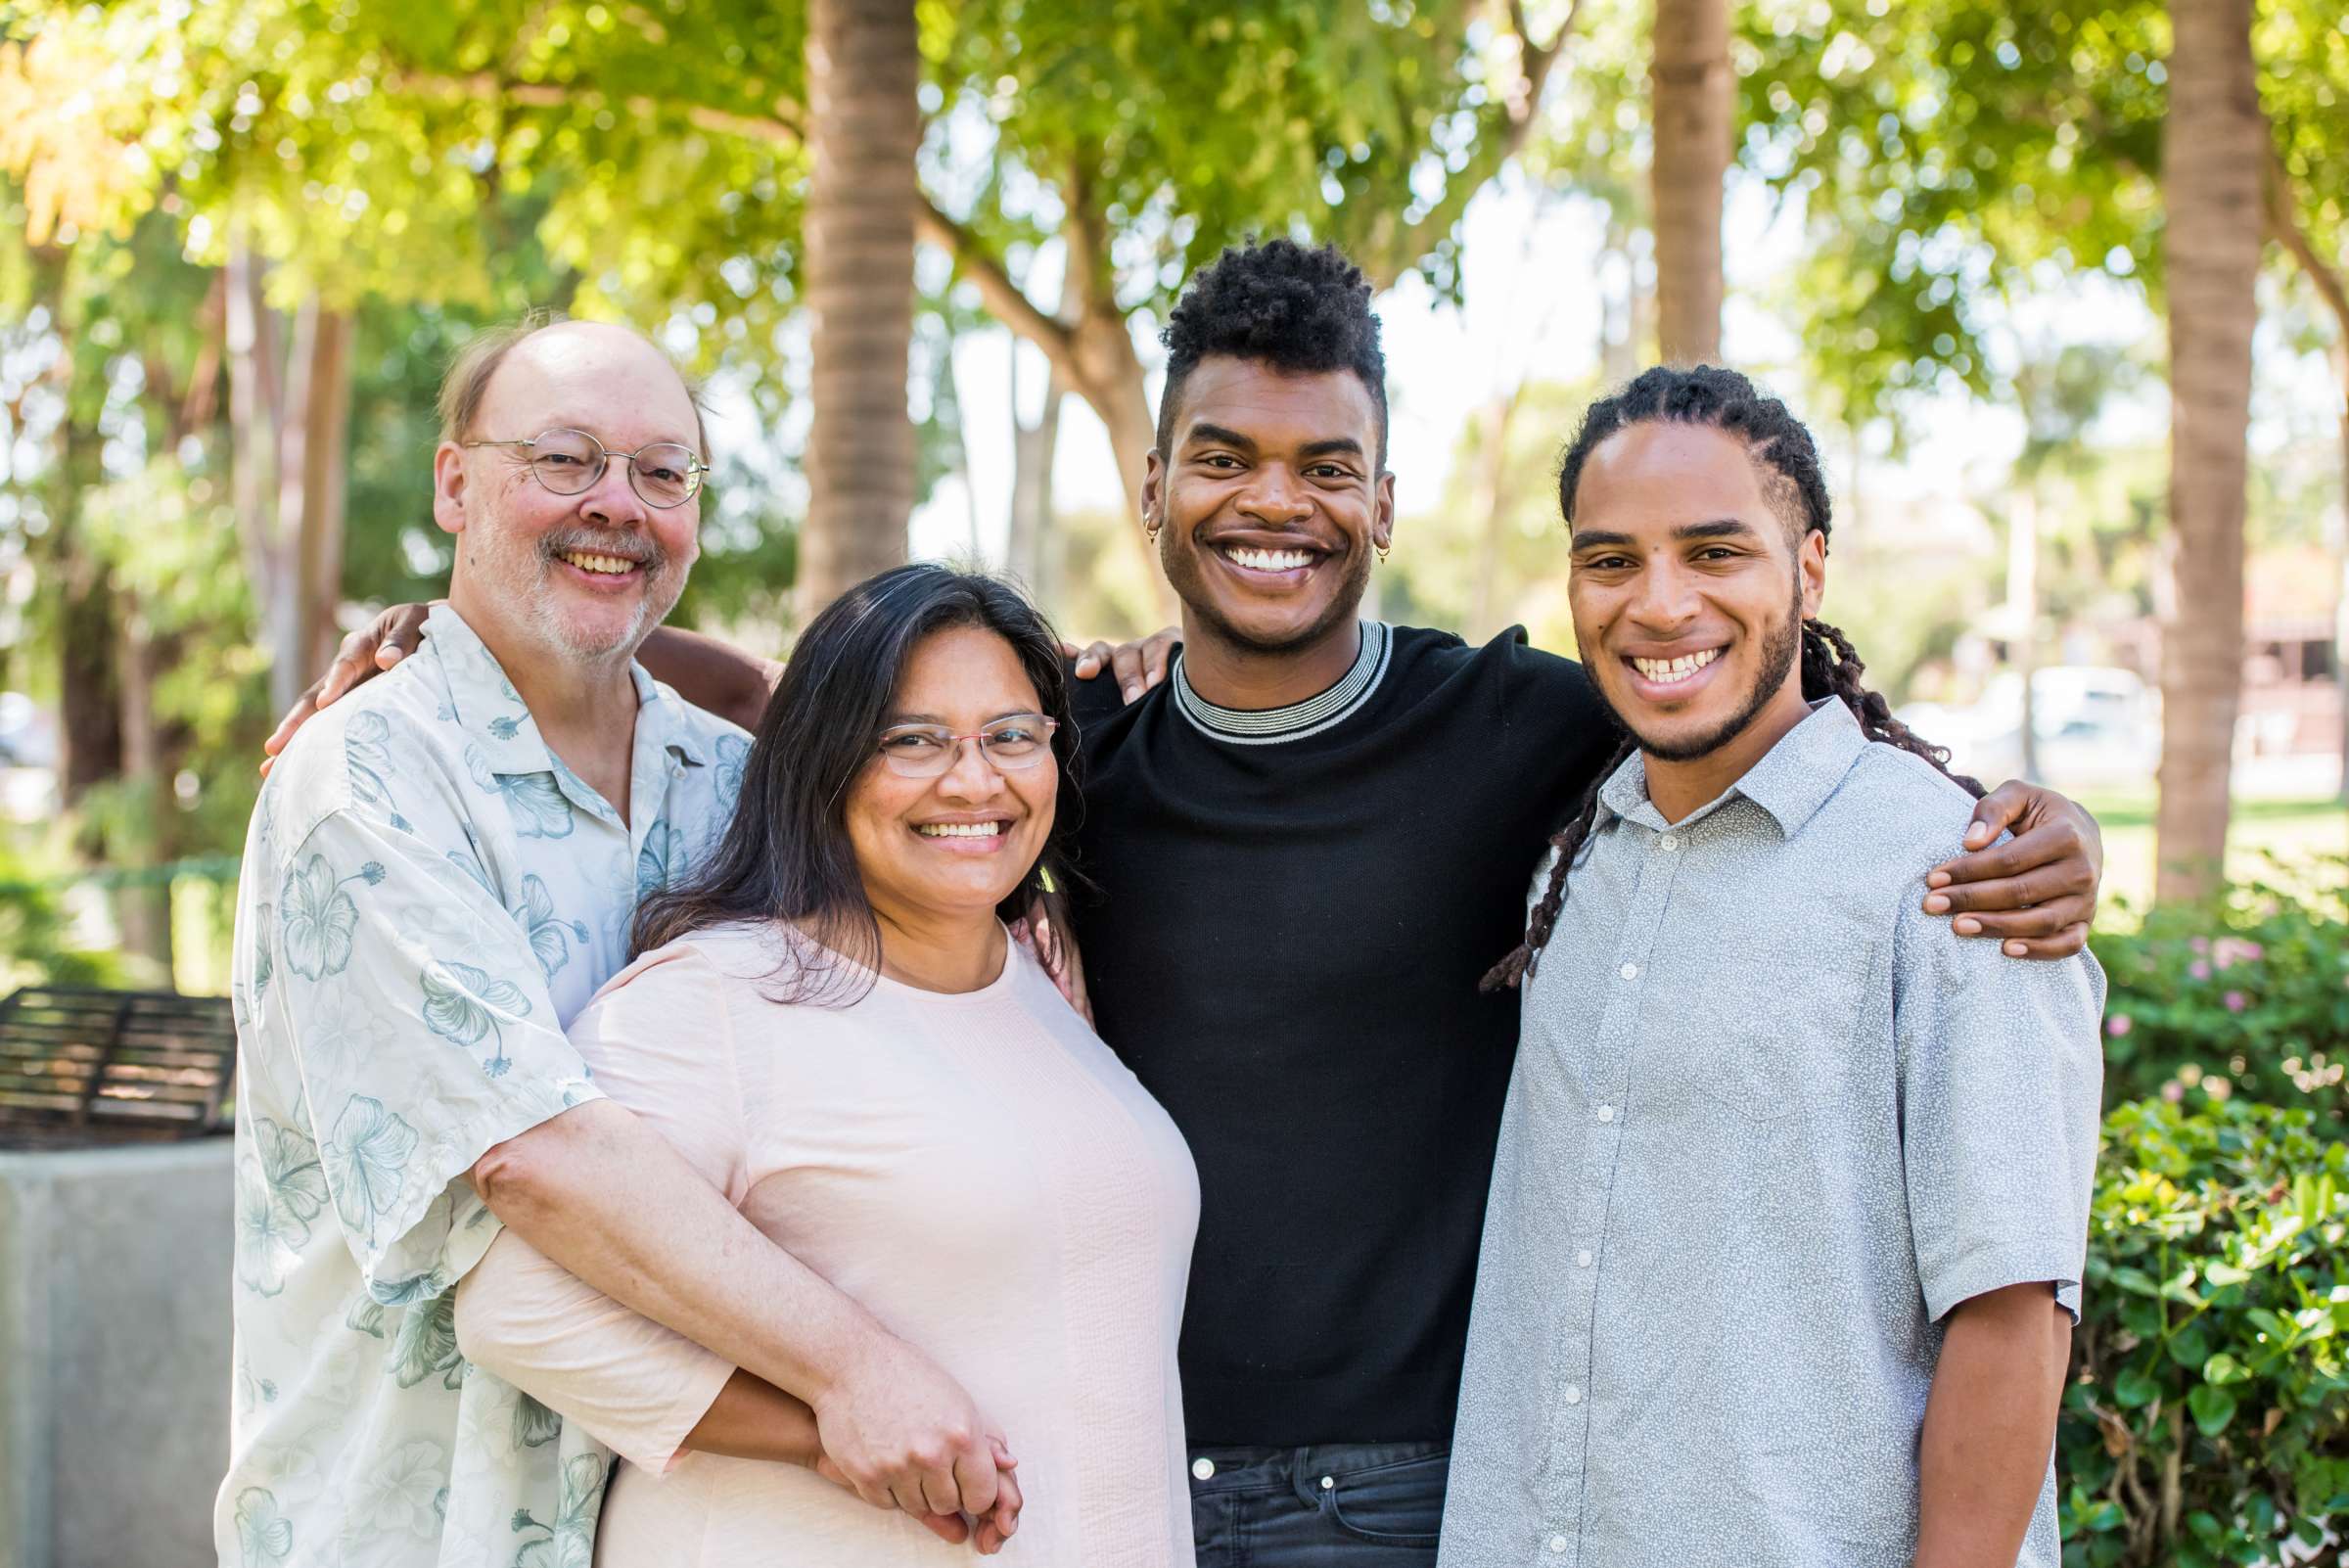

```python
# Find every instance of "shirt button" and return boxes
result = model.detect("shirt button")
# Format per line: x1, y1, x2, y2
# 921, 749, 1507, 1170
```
1191, 1457, 1215, 1481
1576, 1249, 1593, 1268
1619, 961, 1639, 981
1565, 1385, 1584, 1406
1658, 834, 1679, 852
1550, 1535, 1570, 1553
1595, 1104, 1616, 1124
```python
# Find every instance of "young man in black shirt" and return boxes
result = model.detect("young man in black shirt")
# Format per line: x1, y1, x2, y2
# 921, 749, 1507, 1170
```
1058, 242, 2097, 1566
277, 242, 2102, 1567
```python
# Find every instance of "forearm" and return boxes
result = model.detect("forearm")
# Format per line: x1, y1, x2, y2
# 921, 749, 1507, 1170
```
681, 1371, 826, 1464
471, 1099, 885, 1407
637, 625, 781, 732
1913, 1283, 2073, 1568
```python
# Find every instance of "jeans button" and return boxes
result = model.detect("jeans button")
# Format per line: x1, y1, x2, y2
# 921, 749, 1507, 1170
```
1192, 1456, 1216, 1481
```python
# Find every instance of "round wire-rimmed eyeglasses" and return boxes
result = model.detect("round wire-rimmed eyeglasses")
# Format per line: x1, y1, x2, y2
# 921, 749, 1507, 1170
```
462, 427, 709, 508
873, 715, 1061, 779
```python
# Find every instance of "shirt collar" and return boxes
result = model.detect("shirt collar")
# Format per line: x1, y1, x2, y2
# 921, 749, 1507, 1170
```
1170, 621, 1393, 746
424, 605, 704, 780
1595, 699, 1869, 839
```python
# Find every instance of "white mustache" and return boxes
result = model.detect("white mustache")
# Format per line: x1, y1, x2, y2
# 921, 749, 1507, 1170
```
543, 532, 663, 572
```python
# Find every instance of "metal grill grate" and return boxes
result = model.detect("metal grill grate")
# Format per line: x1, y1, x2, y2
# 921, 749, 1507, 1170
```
0, 987, 236, 1147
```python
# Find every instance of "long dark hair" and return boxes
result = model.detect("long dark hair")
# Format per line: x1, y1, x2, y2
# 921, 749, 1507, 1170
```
633, 563, 1082, 1004
1483, 365, 1983, 992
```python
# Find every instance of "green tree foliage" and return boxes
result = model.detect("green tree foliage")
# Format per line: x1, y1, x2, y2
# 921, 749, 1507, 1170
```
1733, 0, 2346, 426
1736, 0, 2168, 421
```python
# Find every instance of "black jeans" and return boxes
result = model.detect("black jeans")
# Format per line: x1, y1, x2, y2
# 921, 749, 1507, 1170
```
1187, 1441, 1450, 1568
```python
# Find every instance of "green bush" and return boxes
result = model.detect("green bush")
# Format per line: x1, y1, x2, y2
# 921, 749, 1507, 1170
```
2091, 866, 2349, 1143
0, 841, 133, 992
2061, 1096, 2349, 1566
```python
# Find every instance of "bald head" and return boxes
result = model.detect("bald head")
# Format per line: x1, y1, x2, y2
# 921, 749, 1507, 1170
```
438, 316, 710, 460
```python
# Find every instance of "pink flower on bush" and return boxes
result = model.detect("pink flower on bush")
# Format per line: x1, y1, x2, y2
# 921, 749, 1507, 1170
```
2212, 938, 2265, 969
2161, 1082, 2185, 1102
2223, 991, 2247, 1013
2190, 960, 2211, 981
2189, 935, 2210, 955
2106, 1014, 2133, 1038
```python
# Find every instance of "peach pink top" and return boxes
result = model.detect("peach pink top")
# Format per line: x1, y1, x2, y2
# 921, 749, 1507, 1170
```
453, 922, 1199, 1567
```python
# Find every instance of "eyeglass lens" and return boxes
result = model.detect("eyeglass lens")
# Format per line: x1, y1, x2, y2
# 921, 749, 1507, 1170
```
530, 429, 701, 507
877, 718, 1056, 778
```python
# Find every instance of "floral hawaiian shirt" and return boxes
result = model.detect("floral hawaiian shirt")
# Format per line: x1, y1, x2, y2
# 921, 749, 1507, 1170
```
216, 606, 748, 1568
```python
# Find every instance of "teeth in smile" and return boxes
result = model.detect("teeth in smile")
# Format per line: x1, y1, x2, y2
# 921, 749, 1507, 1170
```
916, 822, 1004, 838
561, 551, 637, 576
1632, 648, 1722, 683
1225, 546, 1315, 573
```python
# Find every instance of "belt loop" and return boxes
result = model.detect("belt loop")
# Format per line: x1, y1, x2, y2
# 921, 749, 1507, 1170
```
1289, 1446, 1322, 1509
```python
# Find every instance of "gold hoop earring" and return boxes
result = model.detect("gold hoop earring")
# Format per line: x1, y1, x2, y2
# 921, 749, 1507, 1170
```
1145, 517, 1162, 542
1376, 542, 1391, 563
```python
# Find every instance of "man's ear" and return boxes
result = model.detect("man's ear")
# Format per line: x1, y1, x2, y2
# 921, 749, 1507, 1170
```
1799, 528, 1827, 620
1139, 448, 1167, 534
1373, 469, 1398, 554
432, 441, 470, 538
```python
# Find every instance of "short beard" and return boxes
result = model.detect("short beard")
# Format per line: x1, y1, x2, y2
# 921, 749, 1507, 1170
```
1158, 523, 1373, 656
1604, 575, 1806, 763
467, 513, 683, 667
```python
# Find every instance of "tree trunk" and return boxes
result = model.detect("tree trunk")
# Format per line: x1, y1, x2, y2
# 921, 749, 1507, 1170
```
1060, 180, 1180, 626
113, 596, 174, 976
55, 539, 121, 801
2335, 345, 2348, 804
225, 248, 288, 705
280, 300, 353, 708
2008, 485, 2042, 782
1069, 303, 1169, 607
1650, 0, 1730, 365
1467, 390, 1521, 643
1007, 349, 1065, 597
37, 249, 121, 802
2154, 0, 2264, 902
800, 0, 919, 621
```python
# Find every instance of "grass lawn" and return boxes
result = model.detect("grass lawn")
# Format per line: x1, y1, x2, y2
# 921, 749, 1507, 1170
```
2076, 791, 2348, 919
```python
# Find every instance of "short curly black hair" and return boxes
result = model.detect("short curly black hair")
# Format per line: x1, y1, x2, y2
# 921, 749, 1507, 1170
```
1156, 239, 1390, 465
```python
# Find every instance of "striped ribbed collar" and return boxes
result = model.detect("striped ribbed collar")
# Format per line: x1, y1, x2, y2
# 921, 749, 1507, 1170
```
1170, 621, 1394, 746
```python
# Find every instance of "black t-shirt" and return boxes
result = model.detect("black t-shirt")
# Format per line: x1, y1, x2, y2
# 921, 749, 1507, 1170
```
1064, 622, 1618, 1445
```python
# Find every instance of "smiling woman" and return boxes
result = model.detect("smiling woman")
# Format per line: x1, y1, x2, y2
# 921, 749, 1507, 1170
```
632, 565, 1082, 1001
451, 563, 1203, 1567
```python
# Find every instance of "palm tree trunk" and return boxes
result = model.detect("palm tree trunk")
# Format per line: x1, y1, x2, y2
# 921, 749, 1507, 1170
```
1650, 0, 1730, 365
800, 0, 919, 621
2154, 0, 2265, 902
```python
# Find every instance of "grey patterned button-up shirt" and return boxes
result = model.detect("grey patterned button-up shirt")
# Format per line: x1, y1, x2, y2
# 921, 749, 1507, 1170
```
1440, 700, 2103, 1568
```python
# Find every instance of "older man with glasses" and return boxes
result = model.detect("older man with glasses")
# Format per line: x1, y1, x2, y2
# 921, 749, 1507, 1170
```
218, 317, 1019, 1568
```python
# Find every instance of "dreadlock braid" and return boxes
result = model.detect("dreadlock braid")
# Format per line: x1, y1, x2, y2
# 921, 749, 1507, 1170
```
1800, 618, 1984, 798
1484, 364, 1979, 992
1481, 732, 1636, 992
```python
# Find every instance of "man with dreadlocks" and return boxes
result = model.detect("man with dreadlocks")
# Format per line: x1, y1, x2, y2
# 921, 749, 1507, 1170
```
274, 249, 2107, 1568
1439, 366, 2103, 1568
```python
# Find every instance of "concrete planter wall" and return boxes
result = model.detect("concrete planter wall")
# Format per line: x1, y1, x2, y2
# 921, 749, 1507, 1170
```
1, 1138, 230, 1568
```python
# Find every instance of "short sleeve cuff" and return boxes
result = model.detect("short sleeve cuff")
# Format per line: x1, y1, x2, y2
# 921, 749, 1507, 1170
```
629, 1356, 739, 1477
359, 1075, 607, 1300
1923, 1245, 2086, 1326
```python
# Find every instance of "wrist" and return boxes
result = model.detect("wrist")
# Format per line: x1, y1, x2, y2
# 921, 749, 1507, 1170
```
800, 1314, 898, 1411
